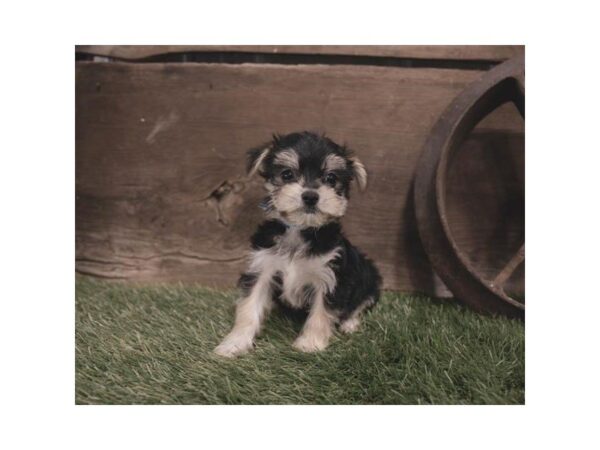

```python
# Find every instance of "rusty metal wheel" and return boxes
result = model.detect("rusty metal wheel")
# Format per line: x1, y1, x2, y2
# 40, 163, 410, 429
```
414, 55, 525, 319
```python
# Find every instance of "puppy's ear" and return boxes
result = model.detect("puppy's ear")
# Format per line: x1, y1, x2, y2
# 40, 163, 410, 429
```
247, 143, 272, 177
349, 156, 368, 191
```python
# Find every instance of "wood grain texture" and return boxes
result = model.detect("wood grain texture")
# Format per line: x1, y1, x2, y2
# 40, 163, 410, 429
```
76, 62, 524, 294
76, 45, 524, 61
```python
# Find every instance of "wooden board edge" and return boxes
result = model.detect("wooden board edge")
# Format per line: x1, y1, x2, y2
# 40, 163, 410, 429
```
76, 45, 525, 62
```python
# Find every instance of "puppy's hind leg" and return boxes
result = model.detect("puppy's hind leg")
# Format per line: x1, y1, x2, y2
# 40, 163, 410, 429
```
339, 296, 375, 334
214, 275, 273, 358
339, 315, 361, 334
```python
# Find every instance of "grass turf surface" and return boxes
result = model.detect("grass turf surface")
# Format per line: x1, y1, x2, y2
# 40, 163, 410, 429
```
76, 276, 524, 404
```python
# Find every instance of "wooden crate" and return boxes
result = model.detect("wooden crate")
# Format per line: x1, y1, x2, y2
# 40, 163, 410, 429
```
75, 45, 524, 295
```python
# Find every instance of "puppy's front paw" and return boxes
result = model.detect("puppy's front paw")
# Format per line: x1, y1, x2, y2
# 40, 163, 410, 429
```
214, 335, 253, 358
292, 332, 330, 353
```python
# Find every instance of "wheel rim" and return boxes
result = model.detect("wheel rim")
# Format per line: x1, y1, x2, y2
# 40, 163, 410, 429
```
414, 55, 525, 319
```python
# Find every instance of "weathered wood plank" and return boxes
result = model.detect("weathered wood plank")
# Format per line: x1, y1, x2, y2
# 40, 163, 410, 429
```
76, 45, 524, 62
76, 62, 524, 294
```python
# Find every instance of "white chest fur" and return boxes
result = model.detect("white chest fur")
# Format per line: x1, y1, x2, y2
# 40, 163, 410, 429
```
248, 228, 340, 309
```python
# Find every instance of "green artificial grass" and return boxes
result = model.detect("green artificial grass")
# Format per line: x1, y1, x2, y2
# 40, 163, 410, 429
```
75, 276, 524, 404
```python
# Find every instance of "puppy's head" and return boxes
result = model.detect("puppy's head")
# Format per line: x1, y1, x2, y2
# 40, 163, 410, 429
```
247, 131, 367, 228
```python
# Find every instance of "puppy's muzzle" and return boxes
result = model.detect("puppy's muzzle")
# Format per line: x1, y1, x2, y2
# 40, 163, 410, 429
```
301, 190, 319, 212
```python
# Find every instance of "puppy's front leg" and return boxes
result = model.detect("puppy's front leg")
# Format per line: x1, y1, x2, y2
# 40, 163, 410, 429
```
214, 275, 273, 358
293, 290, 334, 353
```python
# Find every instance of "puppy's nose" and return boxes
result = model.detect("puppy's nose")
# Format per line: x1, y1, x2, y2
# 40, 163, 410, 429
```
301, 191, 319, 207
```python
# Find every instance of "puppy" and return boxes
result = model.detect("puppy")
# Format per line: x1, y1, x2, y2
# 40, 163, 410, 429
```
214, 131, 381, 357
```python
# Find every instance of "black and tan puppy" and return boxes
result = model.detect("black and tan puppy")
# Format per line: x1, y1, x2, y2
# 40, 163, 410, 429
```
215, 131, 381, 357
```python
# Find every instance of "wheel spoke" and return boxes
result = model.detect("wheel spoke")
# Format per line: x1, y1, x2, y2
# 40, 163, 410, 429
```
491, 243, 525, 288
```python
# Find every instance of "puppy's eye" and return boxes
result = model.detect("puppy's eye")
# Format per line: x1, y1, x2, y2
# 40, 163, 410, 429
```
325, 173, 338, 186
280, 169, 295, 182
